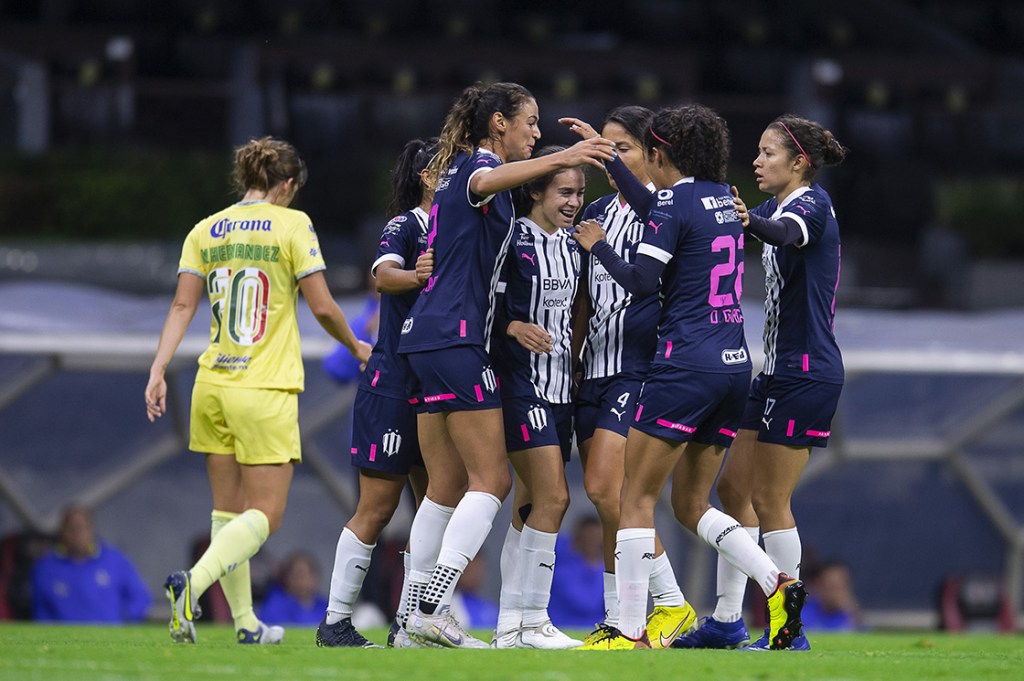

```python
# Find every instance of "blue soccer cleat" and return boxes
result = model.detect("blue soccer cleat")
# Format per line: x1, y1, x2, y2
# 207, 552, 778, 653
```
672, 616, 751, 649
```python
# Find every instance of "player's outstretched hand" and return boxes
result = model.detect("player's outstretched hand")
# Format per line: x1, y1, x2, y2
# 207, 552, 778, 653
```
507, 321, 553, 355
559, 117, 599, 140
558, 137, 615, 170
571, 219, 607, 252
415, 248, 434, 285
731, 185, 750, 228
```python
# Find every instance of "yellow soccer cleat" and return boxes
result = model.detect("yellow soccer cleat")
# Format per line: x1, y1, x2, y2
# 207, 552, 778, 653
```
579, 626, 651, 650
767, 573, 807, 650
645, 603, 697, 649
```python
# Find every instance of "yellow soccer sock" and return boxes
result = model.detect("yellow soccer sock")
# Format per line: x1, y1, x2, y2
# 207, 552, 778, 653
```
191, 509, 269, 601
211, 510, 259, 632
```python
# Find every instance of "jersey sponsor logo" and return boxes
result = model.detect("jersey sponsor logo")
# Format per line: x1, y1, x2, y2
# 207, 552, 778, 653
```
392, 215, 408, 222
798, 194, 817, 205
382, 429, 402, 457
435, 176, 451, 192
212, 353, 251, 370
527, 404, 548, 432
648, 220, 663, 235
542, 278, 573, 291
714, 209, 739, 224
401, 318, 413, 334
521, 252, 536, 266
721, 348, 748, 365
655, 189, 673, 203
516, 234, 534, 247
762, 417, 773, 430
481, 366, 497, 393
610, 407, 626, 421
792, 203, 811, 216
700, 195, 732, 210
210, 217, 272, 238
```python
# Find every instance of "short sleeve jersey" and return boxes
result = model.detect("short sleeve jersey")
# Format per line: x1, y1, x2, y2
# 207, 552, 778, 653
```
398, 149, 516, 353
579, 193, 660, 380
638, 179, 751, 374
491, 218, 581, 404
751, 184, 844, 383
361, 207, 430, 398
178, 200, 325, 391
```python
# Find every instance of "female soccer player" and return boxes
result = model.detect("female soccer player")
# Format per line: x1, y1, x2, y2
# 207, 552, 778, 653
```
490, 146, 585, 649
315, 137, 444, 648
565, 105, 806, 651
676, 115, 846, 651
398, 82, 615, 648
573, 106, 694, 648
145, 137, 371, 644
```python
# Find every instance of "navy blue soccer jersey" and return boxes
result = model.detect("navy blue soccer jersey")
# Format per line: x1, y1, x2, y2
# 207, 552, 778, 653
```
398, 149, 515, 354
491, 217, 581, 404
750, 184, 844, 384
640, 178, 751, 374
578, 193, 659, 380
361, 207, 429, 399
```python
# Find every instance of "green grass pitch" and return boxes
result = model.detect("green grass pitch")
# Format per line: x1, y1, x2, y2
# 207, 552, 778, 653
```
2, 623, 1021, 681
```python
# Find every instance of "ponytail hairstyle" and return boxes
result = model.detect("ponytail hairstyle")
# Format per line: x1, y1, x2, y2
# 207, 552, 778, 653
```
769, 114, 848, 181
232, 136, 307, 197
513, 145, 569, 216
387, 136, 440, 216
644, 104, 730, 184
603, 105, 654, 146
426, 81, 535, 189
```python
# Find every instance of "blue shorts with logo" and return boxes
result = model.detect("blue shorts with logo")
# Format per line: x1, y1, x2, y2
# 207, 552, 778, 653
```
502, 395, 574, 462
633, 364, 750, 446
350, 388, 423, 475
574, 375, 644, 442
739, 372, 842, 448
404, 345, 502, 413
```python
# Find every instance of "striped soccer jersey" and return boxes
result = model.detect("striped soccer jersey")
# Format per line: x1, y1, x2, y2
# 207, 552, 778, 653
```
752, 184, 844, 384
492, 217, 581, 403
579, 193, 659, 380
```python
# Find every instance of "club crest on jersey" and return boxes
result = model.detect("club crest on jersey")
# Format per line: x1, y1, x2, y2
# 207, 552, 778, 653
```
481, 366, 497, 393
527, 405, 548, 432
382, 429, 402, 457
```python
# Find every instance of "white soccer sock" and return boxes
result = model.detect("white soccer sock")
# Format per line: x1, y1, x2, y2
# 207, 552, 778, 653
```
603, 572, 619, 627
326, 526, 375, 624
395, 550, 411, 624
696, 508, 779, 597
712, 526, 759, 623
520, 525, 558, 627
615, 527, 656, 640
496, 524, 523, 633
762, 527, 802, 579
421, 491, 502, 612
648, 551, 686, 608
407, 496, 455, 611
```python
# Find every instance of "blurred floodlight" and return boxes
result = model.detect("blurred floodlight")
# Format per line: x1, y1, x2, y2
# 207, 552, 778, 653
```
812, 59, 843, 86
105, 37, 134, 62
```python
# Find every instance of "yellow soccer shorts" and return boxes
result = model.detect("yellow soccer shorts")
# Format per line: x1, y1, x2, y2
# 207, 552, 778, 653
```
189, 382, 301, 464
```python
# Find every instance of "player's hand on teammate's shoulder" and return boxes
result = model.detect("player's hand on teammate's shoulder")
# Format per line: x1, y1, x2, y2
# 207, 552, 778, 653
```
730, 185, 750, 228
571, 219, 606, 252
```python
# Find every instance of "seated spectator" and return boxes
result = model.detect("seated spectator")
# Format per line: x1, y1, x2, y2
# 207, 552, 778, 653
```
259, 550, 330, 626
1, 530, 53, 620
801, 560, 863, 632
449, 555, 499, 630
548, 516, 605, 630
32, 505, 151, 623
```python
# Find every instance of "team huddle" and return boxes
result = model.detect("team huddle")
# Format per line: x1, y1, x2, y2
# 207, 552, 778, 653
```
145, 80, 846, 652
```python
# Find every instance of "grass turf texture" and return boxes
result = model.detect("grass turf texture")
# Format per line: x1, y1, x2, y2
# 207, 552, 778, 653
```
2, 624, 1021, 681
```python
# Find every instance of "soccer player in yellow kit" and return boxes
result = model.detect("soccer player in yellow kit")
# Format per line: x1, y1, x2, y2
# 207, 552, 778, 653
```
145, 136, 371, 644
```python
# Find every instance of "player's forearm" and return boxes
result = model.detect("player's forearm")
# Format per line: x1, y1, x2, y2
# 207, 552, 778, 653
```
150, 302, 196, 375
605, 155, 653, 218
746, 213, 804, 247
471, 153, 567, 197
375, 266, 422, 294
591, 242, 662, 299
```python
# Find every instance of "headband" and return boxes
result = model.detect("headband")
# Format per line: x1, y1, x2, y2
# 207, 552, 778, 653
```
650, 127, 671, 147
778, 122, 813, 169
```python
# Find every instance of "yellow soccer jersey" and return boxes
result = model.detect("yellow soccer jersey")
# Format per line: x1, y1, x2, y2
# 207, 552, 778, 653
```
178, 200, 326, 391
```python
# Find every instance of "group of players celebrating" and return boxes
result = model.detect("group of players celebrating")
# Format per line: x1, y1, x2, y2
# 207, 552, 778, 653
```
148, 80, 846, 653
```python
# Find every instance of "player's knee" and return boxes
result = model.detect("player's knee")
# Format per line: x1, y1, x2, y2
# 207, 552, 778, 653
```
583, 476, 618, 514
671, 496, 707, 532
716, 473, 748, 510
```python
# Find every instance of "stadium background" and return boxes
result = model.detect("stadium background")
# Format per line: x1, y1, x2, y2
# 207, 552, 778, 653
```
2, 0, 1023, 630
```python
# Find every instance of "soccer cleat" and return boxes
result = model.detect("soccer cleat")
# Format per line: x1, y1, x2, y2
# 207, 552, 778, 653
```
579, 626, 650, 650
406, 608, 490, 649
387, 619, 402, 648
742, 627, 811, 651
581, 624, 617, 647
391, 624, 444, 648
237, 621, 285, 644
645, 603, 697, 649
315, 616, 382, 648
517, 621, 583, 649
165, 571, 201, 644
766, 574, 807, 650
672, 616, 750, 649
490, 627, 521, 649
